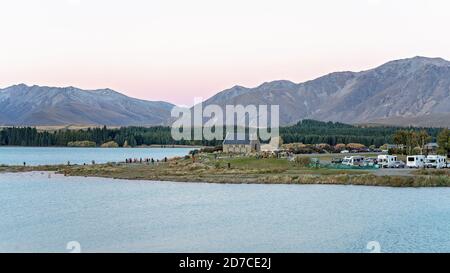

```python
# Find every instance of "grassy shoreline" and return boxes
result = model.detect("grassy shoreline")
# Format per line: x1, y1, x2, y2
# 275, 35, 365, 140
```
0, 145, 202, 148
1, 154, 450, 187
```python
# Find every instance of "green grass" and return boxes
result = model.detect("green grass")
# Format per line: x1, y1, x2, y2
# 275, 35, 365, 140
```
220, 157, 290, 170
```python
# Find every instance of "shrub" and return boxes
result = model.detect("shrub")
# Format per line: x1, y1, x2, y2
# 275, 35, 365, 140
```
200, 146, 223, 153
347, 143, 366, 150
335, 143, 347, 150
67, 141, 96, 147
101, 141, 119, 148
294, 156, 311, 167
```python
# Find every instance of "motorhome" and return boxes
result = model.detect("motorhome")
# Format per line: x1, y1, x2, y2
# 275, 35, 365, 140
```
377, 155, 397, 168
342, 156, 365, 167
406, 155, 426, 168
425, 155, 447, 169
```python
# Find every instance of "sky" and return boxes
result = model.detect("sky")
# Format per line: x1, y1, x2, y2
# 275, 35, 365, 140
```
1, 0, 450, 106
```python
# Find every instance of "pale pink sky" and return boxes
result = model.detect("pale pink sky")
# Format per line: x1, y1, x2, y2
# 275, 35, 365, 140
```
1, 0, 450, 106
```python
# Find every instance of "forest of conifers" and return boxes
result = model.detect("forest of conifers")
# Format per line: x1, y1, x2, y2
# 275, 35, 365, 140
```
0, 120, 442, 147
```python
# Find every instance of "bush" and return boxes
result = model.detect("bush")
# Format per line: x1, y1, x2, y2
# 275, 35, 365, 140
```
335, 143, 347, 151
67, 141, 96, 147
346, 143, 366, 150
189, 149, 200, 155
101, 141, 119, 148
294, 156, 311, 167
200, 146, 223, 153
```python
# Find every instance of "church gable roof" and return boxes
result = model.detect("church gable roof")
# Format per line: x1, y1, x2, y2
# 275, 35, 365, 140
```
223, 133, 257, 145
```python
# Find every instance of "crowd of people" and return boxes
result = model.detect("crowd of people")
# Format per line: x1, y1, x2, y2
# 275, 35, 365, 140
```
124, 157, 168, 164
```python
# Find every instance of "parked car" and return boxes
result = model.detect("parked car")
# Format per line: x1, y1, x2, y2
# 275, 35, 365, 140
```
340, 150, 350, 154
363, 158, 377, 166
331, 158, 343, 164
393, 160, 406, 168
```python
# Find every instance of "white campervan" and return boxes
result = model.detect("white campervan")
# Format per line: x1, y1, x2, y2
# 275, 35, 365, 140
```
406, 155, 426, 168
342, 156, 365, 167
425, 155, 447, 169
377, 155, 397, 168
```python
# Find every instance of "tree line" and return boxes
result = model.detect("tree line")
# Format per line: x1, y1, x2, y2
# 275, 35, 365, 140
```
0, 120, 444, 148
392, 128, 450, 156
280, 120, 441, 147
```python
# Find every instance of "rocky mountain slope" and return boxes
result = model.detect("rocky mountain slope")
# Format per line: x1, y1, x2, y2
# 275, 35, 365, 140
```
0, 84, 174, 126
201, 56, 450, 127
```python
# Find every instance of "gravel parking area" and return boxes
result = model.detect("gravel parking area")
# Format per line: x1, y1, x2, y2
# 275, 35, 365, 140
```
369, 168, 416, 176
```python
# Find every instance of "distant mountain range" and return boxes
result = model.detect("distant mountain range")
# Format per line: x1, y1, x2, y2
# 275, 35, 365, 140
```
1, 56, 450, 127
0, 84, 174, 126
201, 56, 450, 127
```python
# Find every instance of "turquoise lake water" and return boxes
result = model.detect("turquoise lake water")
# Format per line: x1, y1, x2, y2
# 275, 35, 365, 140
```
1, 172, 450, 253
0, 147, 193, 166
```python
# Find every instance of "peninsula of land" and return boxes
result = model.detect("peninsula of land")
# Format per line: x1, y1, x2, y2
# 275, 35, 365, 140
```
1, 153, 449, 187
